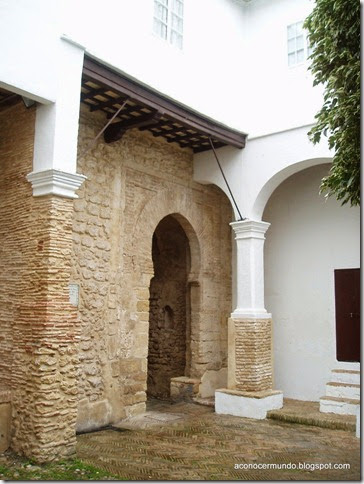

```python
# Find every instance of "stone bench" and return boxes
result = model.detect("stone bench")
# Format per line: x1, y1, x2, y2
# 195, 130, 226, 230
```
170, 377, 200, 402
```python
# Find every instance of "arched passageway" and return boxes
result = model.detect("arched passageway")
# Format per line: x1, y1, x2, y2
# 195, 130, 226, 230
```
147, 215, 191, 400
263, 164, 360, 400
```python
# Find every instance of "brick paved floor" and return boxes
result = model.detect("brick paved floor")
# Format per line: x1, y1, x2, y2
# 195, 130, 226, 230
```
77, 400, 360, 480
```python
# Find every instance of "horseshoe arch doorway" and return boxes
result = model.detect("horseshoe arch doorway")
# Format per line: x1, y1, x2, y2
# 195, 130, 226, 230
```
147, 214, 197, 400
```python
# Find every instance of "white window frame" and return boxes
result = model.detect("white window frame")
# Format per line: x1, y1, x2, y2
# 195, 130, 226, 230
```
287, 21, 311, 67
153, 0, 184, 49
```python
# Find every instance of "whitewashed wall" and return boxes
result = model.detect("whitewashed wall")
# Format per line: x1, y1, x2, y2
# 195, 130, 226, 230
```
241, 0, 324, 137
263, 165, 360, 401
61, 0, 246, 130
0, 0, 322, 136
63, 0, 323, 136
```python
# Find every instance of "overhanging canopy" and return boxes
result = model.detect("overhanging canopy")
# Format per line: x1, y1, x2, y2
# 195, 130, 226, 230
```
81, 57, 247, 153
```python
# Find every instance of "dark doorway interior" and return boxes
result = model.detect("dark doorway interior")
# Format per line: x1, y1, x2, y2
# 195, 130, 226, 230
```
147, 216, 190, 399
335, 268, 360, 362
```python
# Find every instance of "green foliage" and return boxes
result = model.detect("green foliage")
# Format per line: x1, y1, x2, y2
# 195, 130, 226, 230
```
304, 0, 360, 205
0, 454, 124, 481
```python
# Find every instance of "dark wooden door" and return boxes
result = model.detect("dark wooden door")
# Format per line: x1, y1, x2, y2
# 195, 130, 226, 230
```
335, 268, 360, 362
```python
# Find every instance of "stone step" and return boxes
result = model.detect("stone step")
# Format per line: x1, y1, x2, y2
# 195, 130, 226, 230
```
334, 362, 360, 371
326, 381, 360, 399
267, 398, 356, 432
193, 396, 215, 407
267, 407, 356, 432
320, 396, 359, 416
332, 369, 360, 385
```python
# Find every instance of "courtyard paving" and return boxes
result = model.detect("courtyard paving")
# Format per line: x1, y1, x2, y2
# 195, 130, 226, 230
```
77, 400, 360, 481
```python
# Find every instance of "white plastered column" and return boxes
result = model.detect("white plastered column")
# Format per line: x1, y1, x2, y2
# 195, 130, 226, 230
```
215, 219, 283, 419
231, 219, 271, 320
26, 37, 86, 198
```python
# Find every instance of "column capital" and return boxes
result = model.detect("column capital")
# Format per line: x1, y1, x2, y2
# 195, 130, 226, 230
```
26, 169, 86, 199
231, 219, 271, 319
230, 219, 270, 240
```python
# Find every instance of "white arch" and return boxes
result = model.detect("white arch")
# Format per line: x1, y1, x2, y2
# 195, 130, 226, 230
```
194, 126, 333, 222
251, 157, 332, 220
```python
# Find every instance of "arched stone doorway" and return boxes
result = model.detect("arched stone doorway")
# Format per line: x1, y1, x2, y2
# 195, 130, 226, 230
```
147, 215, 191, 400
132, 186, 232, 405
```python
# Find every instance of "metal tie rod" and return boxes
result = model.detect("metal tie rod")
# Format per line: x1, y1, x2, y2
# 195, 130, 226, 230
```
208, 137, 245, 222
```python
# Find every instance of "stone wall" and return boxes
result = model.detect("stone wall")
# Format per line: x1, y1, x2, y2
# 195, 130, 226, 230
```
148, 216, 189, 400
73, 105, 233, 429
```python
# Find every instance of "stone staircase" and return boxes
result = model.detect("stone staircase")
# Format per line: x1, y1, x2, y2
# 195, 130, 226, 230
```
320, 368, 360, 416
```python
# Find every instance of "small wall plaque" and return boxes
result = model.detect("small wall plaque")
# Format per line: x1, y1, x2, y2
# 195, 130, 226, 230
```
69, 284, 79, 307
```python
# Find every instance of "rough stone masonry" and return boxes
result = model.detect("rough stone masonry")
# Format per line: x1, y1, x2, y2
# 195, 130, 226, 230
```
0, 101, 233, 461
72, 105, 233, 432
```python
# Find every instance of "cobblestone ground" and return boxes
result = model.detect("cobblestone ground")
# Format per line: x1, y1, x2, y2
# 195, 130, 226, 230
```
77, 401, 360, 481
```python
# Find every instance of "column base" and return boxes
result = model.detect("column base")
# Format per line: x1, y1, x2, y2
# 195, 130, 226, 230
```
215, 388, 283, 420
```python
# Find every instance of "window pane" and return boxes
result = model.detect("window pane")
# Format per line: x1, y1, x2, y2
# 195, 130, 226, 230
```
153, 18, 167, 39
172, 0, 183, 16
288, 52, 296, 66
287, 38, 296, 53
154, 3, 168, 22
172, 13, 183, 32
296, 21, 303, 34
287, 24, 296, 39
171, 30, 183, 49
297, 49, 304, 63
296, 34, 304, 50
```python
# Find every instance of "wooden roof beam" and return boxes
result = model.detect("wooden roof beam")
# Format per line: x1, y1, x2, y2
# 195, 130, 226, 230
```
105, 104, 151, 119
104, 111, 164, 143
81, 87, 106, 101
90, 95, 129, 112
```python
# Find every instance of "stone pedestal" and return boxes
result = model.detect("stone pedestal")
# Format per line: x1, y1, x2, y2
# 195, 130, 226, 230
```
216, 316, 283, 419
215, 389, 283, 419
228, 318, 273, 391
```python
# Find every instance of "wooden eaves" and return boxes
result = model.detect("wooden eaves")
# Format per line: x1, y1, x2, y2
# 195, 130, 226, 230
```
81, 57, 247, 153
